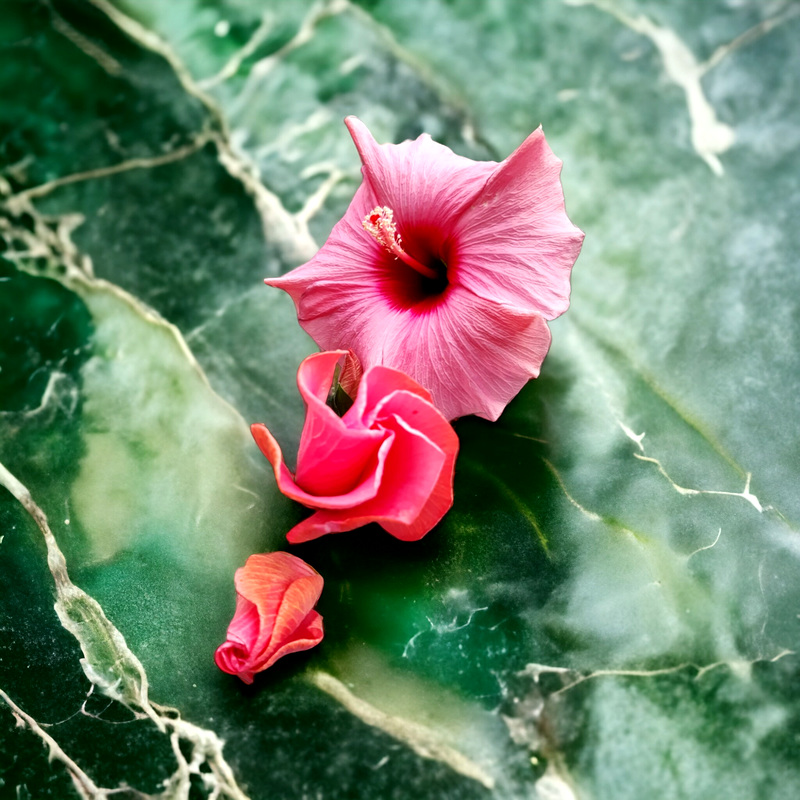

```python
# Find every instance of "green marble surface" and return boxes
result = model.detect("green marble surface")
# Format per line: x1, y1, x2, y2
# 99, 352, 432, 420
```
2, 1, 799, 798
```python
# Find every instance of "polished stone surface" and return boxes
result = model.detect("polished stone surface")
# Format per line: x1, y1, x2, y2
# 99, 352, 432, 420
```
2, 1, 800, 798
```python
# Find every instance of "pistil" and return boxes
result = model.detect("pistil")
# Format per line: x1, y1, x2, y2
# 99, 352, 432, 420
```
362, 206, 439, 280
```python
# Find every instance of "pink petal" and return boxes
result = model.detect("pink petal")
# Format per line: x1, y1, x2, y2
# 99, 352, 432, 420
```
371, 390, 458, 539
251, 422, 390, 510
265, 183, 382, 306
214, 643, 256, 684
266, 119, 579, 421
236, 553, 321, 656
371, 288, 553, 421
214, 595, 260, 681
344, 116, 496, 255
455, 127, 584, 319
347, 363, 434, 428
250, 350, 398, 508
293, 351, 385, 497
257, 608, 324, 671
249, 574, 326, 672
280, 278, 552, 421
286, 398, 452, 543
224, 594, 261, 651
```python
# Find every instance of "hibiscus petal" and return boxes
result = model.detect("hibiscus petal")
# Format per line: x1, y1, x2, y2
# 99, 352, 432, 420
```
213, 594, 259, 682
265, 183, 383, 303
224, 593, 261, 651
344, 116, 496, 252
286, 406, 449, 543
371, 390, 458, 539
347, 363, 434, 429
455, 127, 584, 319
282, 278, 551, 421
254, 575, 323, 672
250, 350, 395, 508
249, 574, 326, 672
260, 609, 324, 671
376, 287, 553, 421
266, 118, 580, 422
251, 422, 391, 510
214, 643, 256, 684
293, 351, 385, 497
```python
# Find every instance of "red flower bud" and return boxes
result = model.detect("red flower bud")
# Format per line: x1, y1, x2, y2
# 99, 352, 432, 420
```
215, 552, 323, 683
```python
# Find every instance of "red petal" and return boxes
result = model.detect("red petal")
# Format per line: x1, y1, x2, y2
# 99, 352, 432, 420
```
251, 422, 389, 510
294, 351, 386, 497
287, 390, 457, 543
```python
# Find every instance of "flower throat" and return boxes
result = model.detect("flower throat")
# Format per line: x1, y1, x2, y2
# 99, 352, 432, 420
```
363, 207, 448, 294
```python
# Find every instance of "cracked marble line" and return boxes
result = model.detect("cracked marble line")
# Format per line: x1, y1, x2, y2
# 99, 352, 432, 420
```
686, 527, 722, 561
231, 0, 350, 117
702, 3, 800, 74
311, 671, 495, 791
523, 447, 648, 542
1, 196, 256, 442
0, 461, 251, 800
87, 0, 319, 265
183, 285, 264, 344
0, 687, 105, 800
197, 11, 275, 91
463, 460, 550, 553
619, 421, 763, 512
522, 648, 796, 698
541, 458, 602, 522
254, 109, 332, 161
227, 0, 483, 156
7, 133, 214, 209
569, 317, 749, 482
565, 0, 734, 174
402, 606, 489, 658
0, 370, 78, 420
568, 0, 800, 175
49, 3, 122, 77
567, 319, 800, 531
568, 316, 800, 532
534, 761, 580, 800
297, 164, 348, 226
344, 1, 481, 146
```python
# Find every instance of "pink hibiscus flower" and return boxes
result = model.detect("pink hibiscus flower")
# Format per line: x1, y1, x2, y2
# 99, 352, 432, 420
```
251, 350, 458, 543
266, 117, 584, 421
215, 552, 324, 683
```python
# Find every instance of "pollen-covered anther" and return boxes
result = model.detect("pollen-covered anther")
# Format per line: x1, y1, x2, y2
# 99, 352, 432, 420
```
362, 206, 438, 280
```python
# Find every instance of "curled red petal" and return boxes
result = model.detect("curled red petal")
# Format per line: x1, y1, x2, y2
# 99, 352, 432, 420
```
251, 350, 459, 543
250, 349, 394, 508
347, 363, 434, 428
251, 421, 389, 510
286, 390, 457, 544
294, 351, 386, 497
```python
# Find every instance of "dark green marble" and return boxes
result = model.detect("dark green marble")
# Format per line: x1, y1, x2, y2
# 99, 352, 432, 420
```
2, 0, 800, 798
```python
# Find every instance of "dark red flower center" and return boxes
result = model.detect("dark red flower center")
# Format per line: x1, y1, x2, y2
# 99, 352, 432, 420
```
363, 206, 450, 306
